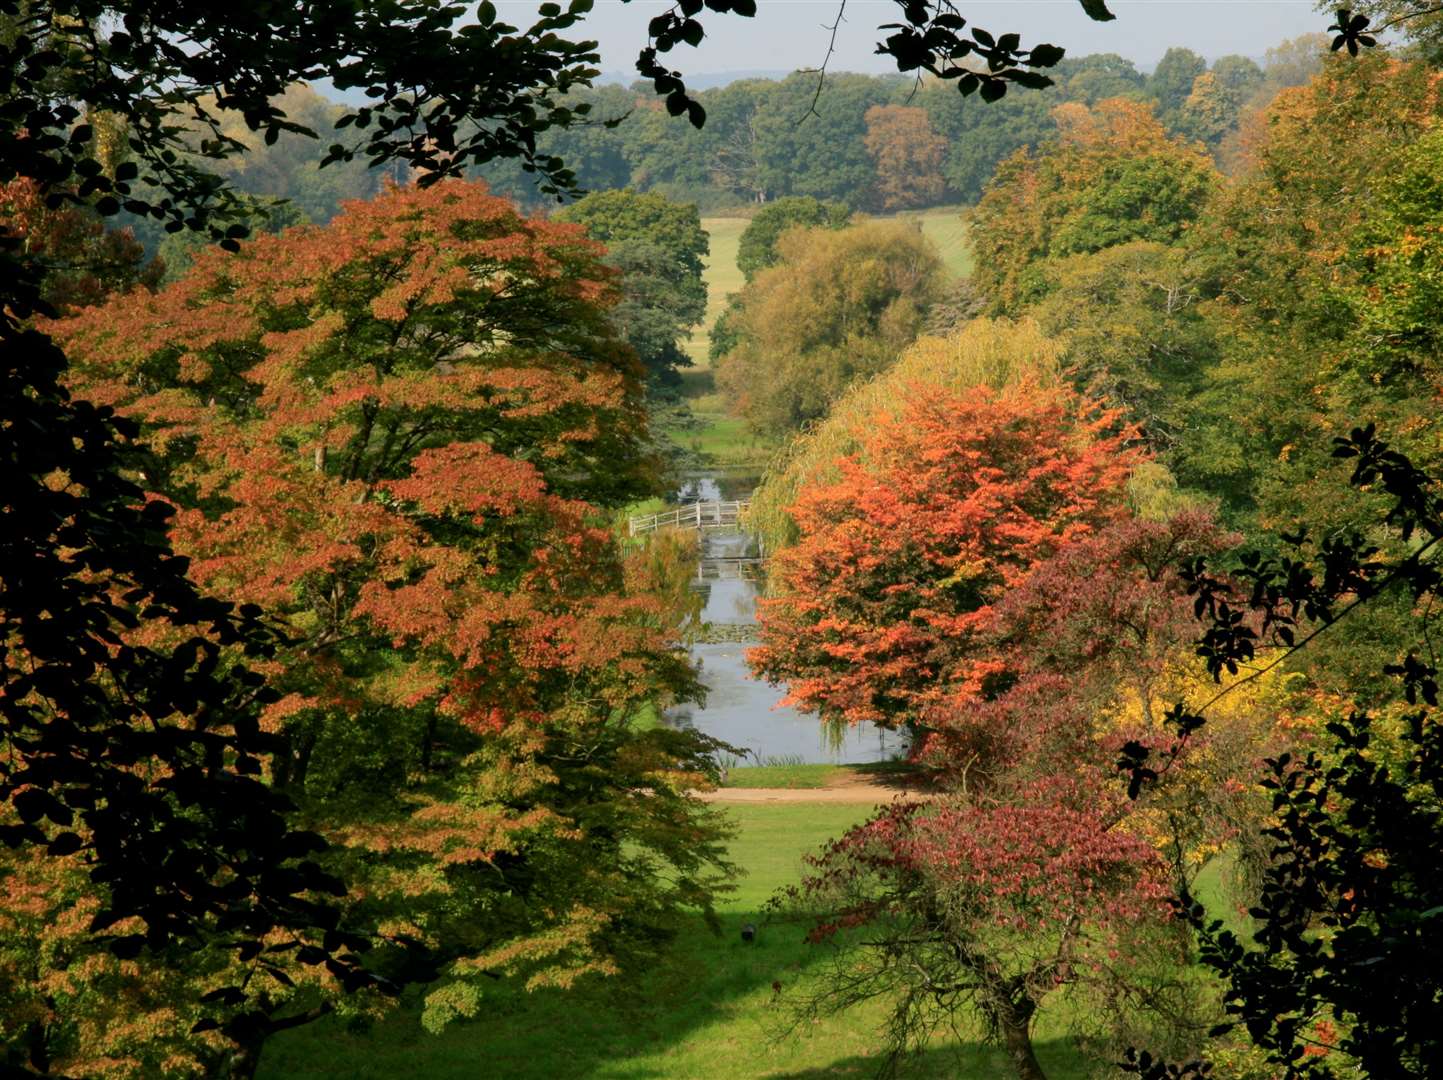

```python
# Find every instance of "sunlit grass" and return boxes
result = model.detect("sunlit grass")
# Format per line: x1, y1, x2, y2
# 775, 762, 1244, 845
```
258, 803, 1095, 1079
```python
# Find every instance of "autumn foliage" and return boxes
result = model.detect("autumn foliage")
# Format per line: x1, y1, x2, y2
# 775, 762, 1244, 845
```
969, 98, 1217, 312
862, 104, 947, 211
756, 333, 1276, 1075
751, 379, 1138, 733
40, 179, 734, 1067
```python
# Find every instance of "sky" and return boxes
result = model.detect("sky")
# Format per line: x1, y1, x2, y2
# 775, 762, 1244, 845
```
551, 0, 1330, 75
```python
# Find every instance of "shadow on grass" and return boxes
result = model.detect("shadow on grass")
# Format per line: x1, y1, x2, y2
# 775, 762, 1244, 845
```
259, 908, 844, 1079
767, 1037, 1094, 1080
259, 804, 1091, 1080
849, 760, 941, 796
260, 909, 1092, 1080
678, 366, 716, 399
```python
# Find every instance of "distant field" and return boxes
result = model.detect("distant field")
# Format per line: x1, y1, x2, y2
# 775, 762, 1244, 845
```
909, 205, 973, 279
692, 206, 971, 358
259, 802, 1093, 1080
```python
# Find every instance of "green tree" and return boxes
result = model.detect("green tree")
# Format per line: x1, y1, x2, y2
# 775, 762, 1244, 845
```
1150, 47, 1208, 122
1031, 240, 1215, 450
751, 72, 896, 208
479, 84, 639, 207
556, 189, 708, 281
555, 189, 709, 385
1057, 52, 1147, 103
1176, 56, 1264, 147
735, 195, 851, 282
715, 220, 944, 436
970, 98, 1217, 312
606, 237, 708, 384
1176, 53, 1443, 527
921, 84, 1057, 204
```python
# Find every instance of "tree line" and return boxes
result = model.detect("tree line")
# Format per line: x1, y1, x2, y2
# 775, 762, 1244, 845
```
114, 35, 1330, 267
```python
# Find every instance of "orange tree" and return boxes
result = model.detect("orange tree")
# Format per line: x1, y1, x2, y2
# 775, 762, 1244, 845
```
775, 505, 1261, 1079
862, 104, 948, 211
750, 377, 1137, 736
51, 179, 734, 1067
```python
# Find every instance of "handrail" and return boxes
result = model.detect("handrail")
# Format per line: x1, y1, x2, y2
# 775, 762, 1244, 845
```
628, 499, 752, 536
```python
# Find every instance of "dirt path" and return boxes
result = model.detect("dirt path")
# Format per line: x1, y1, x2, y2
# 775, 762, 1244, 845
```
700, 771, 935, 805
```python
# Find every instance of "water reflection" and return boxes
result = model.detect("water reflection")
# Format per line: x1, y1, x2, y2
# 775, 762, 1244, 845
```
665, 473, 905, 765
670, 643, 905, 765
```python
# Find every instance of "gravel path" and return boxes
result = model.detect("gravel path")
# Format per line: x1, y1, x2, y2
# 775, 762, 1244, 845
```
699, 772, 935, 804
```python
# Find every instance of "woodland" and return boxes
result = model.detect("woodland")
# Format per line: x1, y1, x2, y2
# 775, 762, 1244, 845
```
3, 2, 1443, 1080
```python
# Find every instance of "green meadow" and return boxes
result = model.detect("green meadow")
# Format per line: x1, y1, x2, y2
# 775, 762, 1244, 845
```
258, 802, 1094, 1079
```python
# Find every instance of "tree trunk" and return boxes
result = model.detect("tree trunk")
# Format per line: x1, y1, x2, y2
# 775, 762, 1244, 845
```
998, 1008, 1048, 1080
219, 1039, 265, 1080
291, 729, 317, 790
420, 712, 438, 771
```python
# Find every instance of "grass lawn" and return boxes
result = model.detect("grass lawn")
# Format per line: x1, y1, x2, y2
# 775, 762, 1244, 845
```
257, 803, 1094, 1080
661, 215, 774, 469
907, 205, 973, 280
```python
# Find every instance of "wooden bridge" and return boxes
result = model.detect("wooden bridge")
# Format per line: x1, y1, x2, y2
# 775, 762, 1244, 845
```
628, 499, 751, 536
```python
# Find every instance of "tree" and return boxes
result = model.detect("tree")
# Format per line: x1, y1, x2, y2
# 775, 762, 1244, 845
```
0, 322, 381, 1074
1056, 52, 1147, 103
790, 791, 1175, 1080
1119, 427, 1443, 1080
783, 510, 1255, 1080
750, 377, 1137, 734
0, 177, 161, 310
1176, 53, 1443, 527
734, 195, 851, 282
555, 189, 709, 385
1322, 0, 1443, 64
1030, 240, 1214, 450
750, 72, 897, 208
863, 104, 948, 210
714, 220, 944, 436
1150, 48, 1208, 121
921, 85, 1058, 204
198, 83, 381, 226
713, 193, 853, 370
604, 237, 708, 385
1175, 57, 1264, 148
554, 188, 708, 283
970, 98, 1217, 312
748, 317, 1067, 555
48, 178, 735, 1070
0, 0, 1353, 1065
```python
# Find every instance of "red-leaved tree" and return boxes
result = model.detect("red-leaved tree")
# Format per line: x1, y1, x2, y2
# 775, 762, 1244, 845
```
750, 379, 1138, 738
763, 385, 1266, 1078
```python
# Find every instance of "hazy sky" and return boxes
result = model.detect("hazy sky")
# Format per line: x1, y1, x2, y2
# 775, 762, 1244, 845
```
550, 0, 1329, 74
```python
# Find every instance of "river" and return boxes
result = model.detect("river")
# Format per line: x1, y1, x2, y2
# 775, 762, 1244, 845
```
664, 471, 906, 765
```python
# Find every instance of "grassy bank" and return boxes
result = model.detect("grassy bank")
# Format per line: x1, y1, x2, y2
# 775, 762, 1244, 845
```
258, 802, 1092, 1079
721, 760, 918, 790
